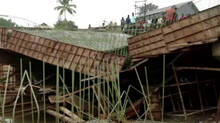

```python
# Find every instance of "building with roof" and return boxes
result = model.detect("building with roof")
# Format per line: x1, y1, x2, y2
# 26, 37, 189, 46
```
137, 1, 199, 20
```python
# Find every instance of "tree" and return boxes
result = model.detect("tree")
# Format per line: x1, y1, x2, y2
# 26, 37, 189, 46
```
54, 0, 76, 20
0, 18, 17, 28
138, 3, 158, 16
54, 20, 78, 31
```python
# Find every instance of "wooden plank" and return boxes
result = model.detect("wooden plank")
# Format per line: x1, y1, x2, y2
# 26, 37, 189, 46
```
0, 28, 2, 48
128, 28, 163, 45
132, 47, 166, 59
59, 107, 85, 123
165, 16, 220, 43
46, 109, 75, 123
130, 40, 166, 57
167, 39, 218, 52
167, 26, 220, 47
0, 29, 2, 48
0, 28, 8, 48
129, 34, 164, 51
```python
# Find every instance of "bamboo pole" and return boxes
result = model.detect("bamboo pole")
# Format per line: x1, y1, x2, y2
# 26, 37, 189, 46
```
2, 65, 10, 120
62, 59, 66, 123
106, 59, 110, 117
43, 61, 46, 123
71, 64, 75, 114
102, 61, 106, 114
20, 59, 24, 123
79, 63, 82, 118
134, 68, 153, 121
172, 65, 187, 120
162, 54, 166, 121
29, 62, 35, 123
195, 72, 204, 113
82, 73, 86, 119
97, 66, 101, 118
56, 65, 60, 123
144, 66, 154, 121
13, 71, 40, 122
25, 71, 40, 123
92, 87, 105, 115
168, 90, 176, 112
92, 79, 95, 117
86, 61, 92, 120
12, 71, 28, 120
175, 66, 220, 72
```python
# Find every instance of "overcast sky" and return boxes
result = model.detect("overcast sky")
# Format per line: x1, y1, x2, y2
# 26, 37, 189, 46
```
0, 0, 219, 28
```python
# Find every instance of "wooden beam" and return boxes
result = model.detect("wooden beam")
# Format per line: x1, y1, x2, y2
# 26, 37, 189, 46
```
60, 106, 84, 123
174, 66, 220, 72
46, 109, 75, 123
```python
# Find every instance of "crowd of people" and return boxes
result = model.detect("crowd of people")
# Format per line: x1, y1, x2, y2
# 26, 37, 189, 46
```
88, 6, 188, 33
120, 12, 136, 31
121, 6, 189, 34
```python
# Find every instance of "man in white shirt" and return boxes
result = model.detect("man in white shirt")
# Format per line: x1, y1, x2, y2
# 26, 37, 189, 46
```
131, 12, 136, 24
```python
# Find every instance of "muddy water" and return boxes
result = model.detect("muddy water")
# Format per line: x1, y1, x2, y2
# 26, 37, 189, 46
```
3, 112, 55, 123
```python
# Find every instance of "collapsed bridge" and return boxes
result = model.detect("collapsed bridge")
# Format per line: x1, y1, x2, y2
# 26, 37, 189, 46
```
0, 4, 219, 122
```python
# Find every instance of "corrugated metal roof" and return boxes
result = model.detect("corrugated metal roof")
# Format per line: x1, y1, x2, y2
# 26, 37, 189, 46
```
143, 1, 195, 16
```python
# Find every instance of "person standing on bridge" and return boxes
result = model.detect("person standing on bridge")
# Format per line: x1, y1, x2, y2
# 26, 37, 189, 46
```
130, 12, 136, 33
165, 6, 177, 25
121, 17, 125, 31
126, 15, 131, 24
131, 12, 136, 24
126, 15, 131, 31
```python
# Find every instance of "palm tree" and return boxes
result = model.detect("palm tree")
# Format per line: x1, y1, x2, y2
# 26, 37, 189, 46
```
54, 0, 76, 20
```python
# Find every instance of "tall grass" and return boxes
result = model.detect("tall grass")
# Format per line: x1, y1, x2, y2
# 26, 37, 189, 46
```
2, 65, 10, 121
0, 57, 161, 123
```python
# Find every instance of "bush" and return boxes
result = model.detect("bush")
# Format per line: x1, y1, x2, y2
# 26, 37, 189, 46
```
0, 18, 17, 28
54, 20, 78, 31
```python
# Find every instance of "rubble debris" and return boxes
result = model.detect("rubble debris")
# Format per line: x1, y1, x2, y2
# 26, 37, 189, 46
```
60, 106, 85, 122
125, 98, 144, 119
48, 94, 98, 115
46, 109, 76, 123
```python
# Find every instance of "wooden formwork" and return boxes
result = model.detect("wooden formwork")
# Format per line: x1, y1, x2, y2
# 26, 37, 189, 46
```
0, 64, 17, 104
1, 29, 125, 79
0, 64, 16, 83
0, 28, 8, 49
128, 5, 220, 62
128, 29, 165, 61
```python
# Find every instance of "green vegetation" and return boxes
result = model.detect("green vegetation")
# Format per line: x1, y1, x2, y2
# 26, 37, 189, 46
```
54, 20, 78, 31
54, 0, 76, 20
54, 0, 77, 31
0, 18, 17, 28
